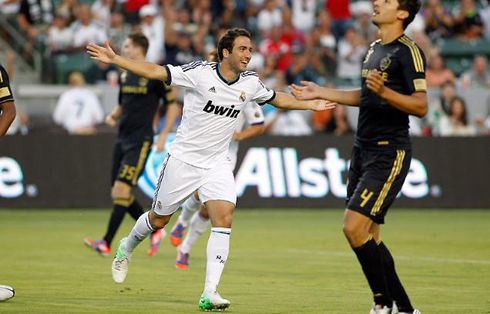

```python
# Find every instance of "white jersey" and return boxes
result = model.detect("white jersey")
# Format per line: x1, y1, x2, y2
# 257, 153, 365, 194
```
228, 101, 264, 169
165, 61, 275, 169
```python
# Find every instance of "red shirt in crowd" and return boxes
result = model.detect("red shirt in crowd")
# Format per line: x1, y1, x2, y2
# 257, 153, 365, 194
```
325, 0, 351, 20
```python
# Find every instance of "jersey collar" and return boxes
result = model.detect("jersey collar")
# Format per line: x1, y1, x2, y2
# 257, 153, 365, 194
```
216, 63, 240, 86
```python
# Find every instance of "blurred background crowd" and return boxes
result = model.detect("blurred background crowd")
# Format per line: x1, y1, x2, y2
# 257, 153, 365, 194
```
1, 0, 490, 137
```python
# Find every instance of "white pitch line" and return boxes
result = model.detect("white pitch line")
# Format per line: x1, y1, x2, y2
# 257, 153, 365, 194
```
286, 249, 490, 266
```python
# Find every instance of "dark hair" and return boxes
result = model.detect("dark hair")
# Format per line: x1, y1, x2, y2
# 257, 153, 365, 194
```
449, 96, 468, 126
128, 32, 149, 55
217, 28, 251, 61
398, 0, 422, 29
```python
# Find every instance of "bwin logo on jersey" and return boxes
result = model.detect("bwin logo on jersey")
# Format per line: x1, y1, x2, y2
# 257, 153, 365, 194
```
203, 100, 240, 118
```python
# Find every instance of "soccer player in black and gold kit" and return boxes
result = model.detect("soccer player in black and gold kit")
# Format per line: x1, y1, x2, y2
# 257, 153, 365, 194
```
291, 1, 426, 313
85, 33, 181, 257
0, 64, 16, 138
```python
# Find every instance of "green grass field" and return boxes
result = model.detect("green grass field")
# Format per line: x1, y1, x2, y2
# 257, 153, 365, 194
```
0, 209, 489, 313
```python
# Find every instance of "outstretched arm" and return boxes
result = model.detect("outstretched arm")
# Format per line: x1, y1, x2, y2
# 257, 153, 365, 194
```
87, 41, 168, 82
0, 101, 16, 138
289, 81, 361, 107
270, 92, 336, 111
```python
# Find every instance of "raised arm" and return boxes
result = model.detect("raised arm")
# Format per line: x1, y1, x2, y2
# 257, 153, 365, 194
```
269, 92, 336, 111
87, 42, 168, 82
289, 81, 361, 107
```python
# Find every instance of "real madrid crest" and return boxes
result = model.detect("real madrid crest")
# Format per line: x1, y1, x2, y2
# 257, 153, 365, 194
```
380, 54, 392, 71
239, 91, 246, 102
139, 77, 149, 86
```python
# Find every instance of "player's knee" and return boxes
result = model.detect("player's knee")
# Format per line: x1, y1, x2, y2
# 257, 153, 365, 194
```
149, 210, 171, 229
199, 206, 209, 219
342, 222, 364, 244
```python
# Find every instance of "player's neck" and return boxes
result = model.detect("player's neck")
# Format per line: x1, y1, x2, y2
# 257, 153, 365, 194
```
218, 62, 240, 83
378, 24, 404, 45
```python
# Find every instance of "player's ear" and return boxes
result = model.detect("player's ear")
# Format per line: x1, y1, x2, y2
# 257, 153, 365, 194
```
223, 49, 230, 59
397, 9, 409, 22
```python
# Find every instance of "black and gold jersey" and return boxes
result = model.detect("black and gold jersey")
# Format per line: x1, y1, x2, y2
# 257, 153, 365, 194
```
356, 34, 427, 150
117, 71, 175, 145
0, 65, 14, 105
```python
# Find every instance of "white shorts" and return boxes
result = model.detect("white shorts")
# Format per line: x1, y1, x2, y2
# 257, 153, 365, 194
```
151, 155, 236, 216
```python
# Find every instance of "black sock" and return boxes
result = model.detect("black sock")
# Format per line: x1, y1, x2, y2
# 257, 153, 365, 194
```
353, 238, 392, 306
127, 199, 145, 220
378, 241, 413, 312
103, 202, 129, 248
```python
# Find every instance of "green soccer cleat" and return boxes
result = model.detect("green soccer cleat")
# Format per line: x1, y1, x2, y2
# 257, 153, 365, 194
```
112, 237, 131, 284
198, 291, 231, 311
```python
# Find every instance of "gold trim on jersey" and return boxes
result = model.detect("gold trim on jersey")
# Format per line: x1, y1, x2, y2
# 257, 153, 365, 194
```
398, 37, 424, 73
0, 70, 3, 83
132, 141, 150, 185
0, 87, 11, 98
371, 150, 406, 216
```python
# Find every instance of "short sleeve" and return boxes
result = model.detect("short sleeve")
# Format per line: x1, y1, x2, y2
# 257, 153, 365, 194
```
400, 40, 427, 94
243, 102, 265, 125
0, 66, 14, 104
252, 79, 276, 106
164, 61, 205, 89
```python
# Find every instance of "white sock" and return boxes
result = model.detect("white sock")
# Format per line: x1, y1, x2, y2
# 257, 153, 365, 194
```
204, 227, 231, 294
124, 212, 154, 255
179, 194, 201, 227
180, 212, 210, 254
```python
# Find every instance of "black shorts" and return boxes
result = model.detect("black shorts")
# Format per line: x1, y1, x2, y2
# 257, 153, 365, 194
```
111, 140, 152, 186
346, 146, 411, 224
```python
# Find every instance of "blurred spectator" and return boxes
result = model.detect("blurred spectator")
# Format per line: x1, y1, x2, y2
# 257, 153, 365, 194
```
325, 0, 351, 40
308, 26, 336, 77
46, 15, 73, 54
426, 54, 456, 88
163, 6, 208, 65
453, 0, 484, 40
107, 11, 131, 54
56, 0, 78, 25
53, 72, 104, 134
123, 0, 149, 25
325, 105, 353, 136
91, 0, 115, 30
426, 81, 457, 136
17, 0, 54, 45
352, 2, 377, 45
440, 96, 476, 136
257, 0, 283, 35
70, 4, 108, 49
481, 1, 490, 40
247, 42, 265, 74
420, 0, 453, 39
460, 55, 490, 89
139, 5, 164, 64
336, 28, 366, 80
265, 109, 313, 135
291, 0, 317, 34
259, 25, 291, 72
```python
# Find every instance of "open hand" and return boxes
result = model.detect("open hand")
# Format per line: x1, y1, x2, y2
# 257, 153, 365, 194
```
87, 41, 116, 64
105, 114, 117, 127
289, 81, 320, 100
310, 99, 337, 112
366, 69, 385, 96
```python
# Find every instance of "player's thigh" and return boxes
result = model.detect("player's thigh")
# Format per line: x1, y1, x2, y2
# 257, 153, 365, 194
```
198, 161, 236, 207
347, 149, 411, 224
117, 141, 152, 187
152, 155, 203, 216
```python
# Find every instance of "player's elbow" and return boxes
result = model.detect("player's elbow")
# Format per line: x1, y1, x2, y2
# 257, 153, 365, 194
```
2, 102, 16, 123
416, 102, 428, 118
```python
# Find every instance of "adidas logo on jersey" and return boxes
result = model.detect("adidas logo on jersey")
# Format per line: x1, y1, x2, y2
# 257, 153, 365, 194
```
203, 100, 240, 118
208, 86, 216, 93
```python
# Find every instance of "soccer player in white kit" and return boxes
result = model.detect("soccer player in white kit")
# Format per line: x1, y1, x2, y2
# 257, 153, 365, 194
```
87, 28, 336, 311
169, 50, 266, 269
